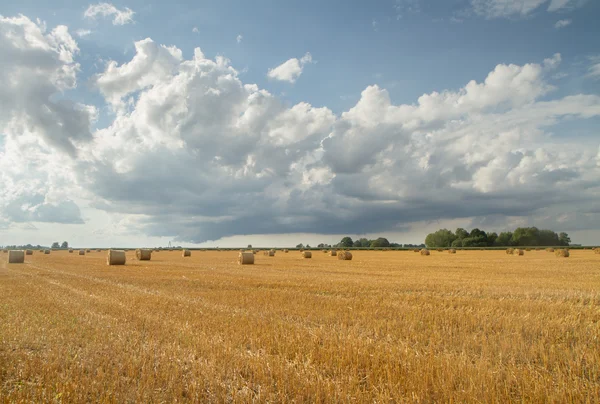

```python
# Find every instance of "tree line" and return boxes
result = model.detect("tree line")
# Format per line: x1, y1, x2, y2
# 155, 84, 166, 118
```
425, 227, 571, 248
295, 237, 425, 249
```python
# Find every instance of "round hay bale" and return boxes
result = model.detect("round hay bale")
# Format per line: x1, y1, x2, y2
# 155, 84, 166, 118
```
329, 250, 337, 256
96, 249, 101, 252
448, 249, 456, 254
79, 249, 85, 255
516, 249, 524, 256
323, 250, 328, 253
25, 249, 33, 255
1, 249, 7, 253
283, 249, 289, 253
8, 250, 25, 263
136, 249, 152, 261
68, 248, 73, 253
338, 251, 353, 260
182, 249, 191, 257
413, 249, 420, 253
420, 249, 430, 256
86, 249, 91, 253
268, 250, 275, 257
436, 249, 443, 252
44, 249, 50, 255
107, 250, 126, 266
525, 248, 531, 251
238, 252, 254, 265
593, 248, 600, 254
506, 248, 514, 255
546, 248, 555, 253
302, 251, 312, 258
555, 249, 570, 258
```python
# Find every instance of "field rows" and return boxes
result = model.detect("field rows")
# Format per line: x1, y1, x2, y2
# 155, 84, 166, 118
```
1, 250, 599, 402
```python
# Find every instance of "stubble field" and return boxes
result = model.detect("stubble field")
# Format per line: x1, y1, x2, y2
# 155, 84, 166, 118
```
1, 249, 599, 402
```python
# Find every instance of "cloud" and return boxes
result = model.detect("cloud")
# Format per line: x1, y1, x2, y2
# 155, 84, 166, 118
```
587, 56, 600, 79
75, 28, 92, 37
554, 19, 572, 28
267, 52, 313, 83
84, 3, 135, 25
236, 34, 243, 43
471, 0, 587, 18
1, 17, 599, 242
192, 27, 199, 33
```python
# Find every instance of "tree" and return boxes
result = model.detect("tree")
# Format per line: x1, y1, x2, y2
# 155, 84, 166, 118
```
51, 242, 60, 249
296, 243, 304, 248
61, 241, 68, 249
357, 238, 370, 247
455, 228, 469, 240
511, 227, 540, 246
451, 239, 463, 248
370, 237, 390, 248
353, 240, 362, 247
538, 230, 559, 246
247, 244, 252, 248
496, 232, 513, 246
558, 232, 571, 246
340, 237, 354, 248
425, 229, 456, 248
487, 232, 498, 246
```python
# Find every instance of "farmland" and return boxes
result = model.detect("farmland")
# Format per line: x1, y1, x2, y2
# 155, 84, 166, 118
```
1, 249, 599, 402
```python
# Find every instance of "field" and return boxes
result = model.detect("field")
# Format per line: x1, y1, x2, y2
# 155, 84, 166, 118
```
1, 249, 599, 402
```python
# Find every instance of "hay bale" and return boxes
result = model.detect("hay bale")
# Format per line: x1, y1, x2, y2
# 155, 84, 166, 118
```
413, 249, 419, 253
182, 249, 191, 257
436, 249, 443, 252
79, 250, 85, 255
268, 250, 275, 257
448, 249, 456, 254
1, 249, 7, 253
238, 252, 254, 265
8, 250, 25, 263
107, 250, 126, 266
302, 251, 312, 258
44, 249, 50, 255
86, 249, 91, 253
338, 251, 353, 260
25, 249, 33, 255
555, 249, 570, 258
329, 250, 337, 256
546, 248, 555, 253
136, 249, 152, 261
593, 248, 600, 254
96, 249, 101, 252
516, 249, 524, 256
68, 248, 73, 253
420, 249, 430, 256
506, 248, 514, 255
525, 248, 531, 251
283, 249, 289, 253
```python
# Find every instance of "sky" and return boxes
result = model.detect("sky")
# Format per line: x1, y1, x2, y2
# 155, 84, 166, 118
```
0, 0, 599, 248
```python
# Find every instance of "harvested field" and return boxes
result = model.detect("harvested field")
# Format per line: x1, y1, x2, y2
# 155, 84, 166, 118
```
1, 249, 600, 402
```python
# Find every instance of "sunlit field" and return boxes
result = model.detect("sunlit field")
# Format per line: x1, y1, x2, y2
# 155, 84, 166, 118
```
1, 249, 599, 402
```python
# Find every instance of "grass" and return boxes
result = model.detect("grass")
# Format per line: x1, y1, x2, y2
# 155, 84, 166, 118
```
1, 250, 599, 402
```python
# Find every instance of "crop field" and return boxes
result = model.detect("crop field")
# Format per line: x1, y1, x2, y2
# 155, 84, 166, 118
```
1, 249, 599, 402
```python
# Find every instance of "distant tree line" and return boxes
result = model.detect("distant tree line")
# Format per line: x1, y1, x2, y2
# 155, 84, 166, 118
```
424, 227, 571, 248
292, 237, 424, 249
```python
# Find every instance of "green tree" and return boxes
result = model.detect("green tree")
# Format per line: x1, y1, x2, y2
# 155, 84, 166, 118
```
455, 228, 469, 240
296, 243, 304, 248
496, 232, 513, 246
370, 237, 390, 248
487, 232, 498, 246
425, 229, 457, 248
61, 241, 68, 249
51, 242, 60, 249
511, 227, 541, 246
247, 244, 252, 248
340, 237, 354, 248
558, 232, 571, 246
451, 239, 463, 248
538, 230, 559, 246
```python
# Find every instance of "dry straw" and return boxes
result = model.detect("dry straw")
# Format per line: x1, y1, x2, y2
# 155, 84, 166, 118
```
338, 251, 353, 260
555, 249, 570, 258
420, 249, 430, 256
68, 249, 73, 253
238, 252, 254, 265
136, 249, 152, 261
283, 249, 289, 253
107, 250, 126, 266
593, 248, 600, 254
1, 249, 7, 253
268, 250, 275, 257
79, 250, 85, 255
44, 250, 50, 255
516, 249, 524, 256
8, 250, 25, 263
448, 249, 456, 254
302, 251, 312, 258
182, 249, 191, 257
330, 250, 337, 256
25, 250, 33, 255
546, 248, 555, 253
506, 248, 514, 255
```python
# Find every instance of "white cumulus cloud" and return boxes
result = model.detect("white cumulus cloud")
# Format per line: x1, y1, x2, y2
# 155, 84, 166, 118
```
554, 19, 572, 28
236, 34, 243, 43
471, 0, 588, 18
84, 3, 135, 25
267, 52, 313, 83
